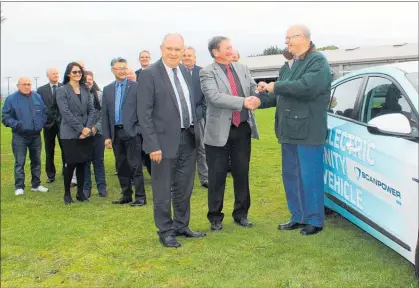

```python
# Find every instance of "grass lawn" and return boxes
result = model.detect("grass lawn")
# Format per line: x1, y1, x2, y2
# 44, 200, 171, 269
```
1, 108, 418, 287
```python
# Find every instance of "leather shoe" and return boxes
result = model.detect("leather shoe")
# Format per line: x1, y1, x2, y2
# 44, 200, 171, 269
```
201, 182, 208, 188
300, 225, 323, 236
76, 194, 88, 202
278, 220, 305, 230
46, 178, 55, 184
130, 199, 146, 206
176, 227, 206, 238
112, 197, 132, 204
234, 218, 253, 227
159, 235, 181, 248
210, 221, 223, 231
64, 195, 73, 205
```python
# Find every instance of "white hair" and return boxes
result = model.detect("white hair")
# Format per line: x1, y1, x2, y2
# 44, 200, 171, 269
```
161, 33, 184, 46
291, 24, 311, 39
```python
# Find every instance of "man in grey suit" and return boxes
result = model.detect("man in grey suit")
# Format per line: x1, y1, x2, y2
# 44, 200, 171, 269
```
200, 36, 261, 231
138, 33, 206, 248
102, 57, 146, 207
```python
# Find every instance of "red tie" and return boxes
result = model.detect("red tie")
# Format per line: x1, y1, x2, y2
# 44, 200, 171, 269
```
225, 65, 241, 127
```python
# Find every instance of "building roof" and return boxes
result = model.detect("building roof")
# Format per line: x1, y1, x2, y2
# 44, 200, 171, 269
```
241, 43, 419, 70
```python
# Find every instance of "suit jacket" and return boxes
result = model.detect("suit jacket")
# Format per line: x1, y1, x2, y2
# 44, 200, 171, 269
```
190, 65, 207, 121
37, 82, 63, 127
199, 62, 259, 147
137, 58, 199, 159
56, 83, 95, 139
135, 68, 143, 82
102, 79, 140, 142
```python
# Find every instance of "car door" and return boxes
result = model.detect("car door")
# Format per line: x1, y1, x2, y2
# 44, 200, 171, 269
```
325, 73, 419, 266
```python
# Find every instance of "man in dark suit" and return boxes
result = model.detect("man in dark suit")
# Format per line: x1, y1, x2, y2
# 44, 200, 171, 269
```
102, 57, 146, 207
37, 67, 64, 183
138, 33, 206, 248
182, 47, 208, 188
135, 50, 151, 82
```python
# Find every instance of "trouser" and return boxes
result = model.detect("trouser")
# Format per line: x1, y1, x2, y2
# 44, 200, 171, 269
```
43, 123, 65, 179
84, 134, 106, 195
196, 118, 208, 185
151, 127, 196, 237
113, 127, 145, 201
206, 122, 251, 223
12, 133, 42, 190
281, 143, 325, 227
64, 162, 85, 198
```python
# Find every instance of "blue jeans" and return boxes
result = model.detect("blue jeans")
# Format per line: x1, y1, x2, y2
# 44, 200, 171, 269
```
12, 133, 42, 190
281, 143, 325, 227
84, 134, 106, 195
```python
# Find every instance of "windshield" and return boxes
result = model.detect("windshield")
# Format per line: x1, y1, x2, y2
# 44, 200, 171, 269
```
406, 72, 418, 92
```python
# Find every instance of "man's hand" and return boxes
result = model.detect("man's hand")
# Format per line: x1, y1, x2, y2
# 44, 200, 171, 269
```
256, 81, 267, 93
244, 96, 261, 110
265, 82, 275, 93
91, 126, 97, 136
81, 127, 91, 136
150, 150, 162, 164
105, 138, 112, 149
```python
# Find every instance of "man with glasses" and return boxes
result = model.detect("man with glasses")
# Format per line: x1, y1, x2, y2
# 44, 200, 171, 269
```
37, 68, 64, 183
102, 57, 147, 207
2, 77, 49, 195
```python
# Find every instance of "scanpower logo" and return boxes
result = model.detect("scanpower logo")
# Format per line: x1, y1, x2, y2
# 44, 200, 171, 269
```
354, 167, 402, 200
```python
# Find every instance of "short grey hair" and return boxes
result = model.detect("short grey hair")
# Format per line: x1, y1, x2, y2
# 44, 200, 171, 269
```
184, 46, 196, 53
161, 33, 184, 46
292, 24, 311, 39
139, 50, 151, 58
110, 57, 127, 67
208, 36, 229, 58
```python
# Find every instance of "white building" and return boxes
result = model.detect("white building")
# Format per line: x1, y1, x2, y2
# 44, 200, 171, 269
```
240, 43, 419, 82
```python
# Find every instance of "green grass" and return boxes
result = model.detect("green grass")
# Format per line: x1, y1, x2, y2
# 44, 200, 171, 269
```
1, 109, 417, 287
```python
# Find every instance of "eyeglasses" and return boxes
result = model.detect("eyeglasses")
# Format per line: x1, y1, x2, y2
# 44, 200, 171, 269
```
285, 34, 301, 41
113, 67, 128, 72
71, 70, 82, 75
19, 83, 32, 86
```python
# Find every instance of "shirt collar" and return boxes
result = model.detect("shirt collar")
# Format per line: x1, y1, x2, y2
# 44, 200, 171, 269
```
162, 59, 179, 76
115, 78, 128, 86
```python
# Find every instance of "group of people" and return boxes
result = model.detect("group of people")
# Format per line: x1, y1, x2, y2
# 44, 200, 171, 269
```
2, 24, 332, 247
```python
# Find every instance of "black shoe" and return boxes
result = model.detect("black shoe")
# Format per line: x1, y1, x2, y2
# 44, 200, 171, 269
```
99, 191, 108, 197
112, 197, 132, 204
76, 193, 89, 202
278, 220, 306, 230
46, 178, 55, 184
84, 190, 91, 199
64, 195, 73, 205
176, 227, 206, 238
201, 182, 208, 188
234, 218, 253, 227
130, 199, 146, 206
159, 235, 181, 248
210, 221, 223, 231
300, 225, 323, 236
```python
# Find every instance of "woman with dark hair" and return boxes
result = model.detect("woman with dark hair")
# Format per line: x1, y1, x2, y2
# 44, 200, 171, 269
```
83, 71, 107, 198
56, 62, 95, 204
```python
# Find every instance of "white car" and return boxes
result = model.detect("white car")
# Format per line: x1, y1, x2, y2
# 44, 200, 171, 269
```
324, 61, 419, 276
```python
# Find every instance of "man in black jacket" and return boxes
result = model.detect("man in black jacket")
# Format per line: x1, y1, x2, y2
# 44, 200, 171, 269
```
37, 68, 64, 183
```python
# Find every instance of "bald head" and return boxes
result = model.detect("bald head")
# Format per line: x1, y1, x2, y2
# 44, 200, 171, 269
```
76, 60, 86, 70
289, 24, 311, 40
46, 67, 59, 84
127, 68, 136, 81
17, 77, 32, 95
160, 33, 185, 68
231, 49, 240, 62
286, 24, 312, 56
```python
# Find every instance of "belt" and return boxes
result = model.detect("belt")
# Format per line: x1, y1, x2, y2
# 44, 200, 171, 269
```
115, 125, 124, 129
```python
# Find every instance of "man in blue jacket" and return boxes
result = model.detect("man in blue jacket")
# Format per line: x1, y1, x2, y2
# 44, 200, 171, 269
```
2, 77, 49, 195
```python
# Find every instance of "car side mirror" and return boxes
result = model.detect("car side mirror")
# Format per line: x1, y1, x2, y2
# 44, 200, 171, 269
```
367, 113, 412, 136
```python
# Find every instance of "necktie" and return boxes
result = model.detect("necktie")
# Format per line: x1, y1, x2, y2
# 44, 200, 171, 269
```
52, 84, 57, 94
172, 68, 190, 128
225, 65, 241, 127
116, 82, 123, 124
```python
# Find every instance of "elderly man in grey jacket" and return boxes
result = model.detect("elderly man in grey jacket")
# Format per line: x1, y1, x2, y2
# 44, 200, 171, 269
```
83, 71, 107, 197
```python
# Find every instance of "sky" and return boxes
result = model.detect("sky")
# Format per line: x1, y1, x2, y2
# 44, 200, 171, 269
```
1, 1, 418, 95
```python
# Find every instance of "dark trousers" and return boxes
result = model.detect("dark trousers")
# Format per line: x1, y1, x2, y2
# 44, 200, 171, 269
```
12, 133, 42, 190
113, 127, 145, 201
43, 124, 65, 179
151, 128, 196, 238
205, 122, 251, 223
282, 144, 325, 227
142, 150, 152, 176
84, 134, 106, 196
64, 162, 85, 198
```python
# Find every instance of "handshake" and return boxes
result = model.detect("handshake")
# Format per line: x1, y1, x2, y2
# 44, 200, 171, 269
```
256, 81, 275, 93
243, 96, 261, 110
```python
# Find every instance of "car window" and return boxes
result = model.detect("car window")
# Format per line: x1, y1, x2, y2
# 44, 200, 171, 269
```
329, 78, 363, 120
361, 76, 415, 126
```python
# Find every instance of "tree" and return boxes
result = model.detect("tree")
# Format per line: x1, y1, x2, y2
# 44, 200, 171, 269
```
249, 45, 283, 57
317, 45, 339, 51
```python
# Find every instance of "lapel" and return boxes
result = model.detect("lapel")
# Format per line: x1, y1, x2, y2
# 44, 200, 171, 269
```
44, 85, 53, 105
65, 84, 83, 113
80, 87, 88, 111
212, 62, 232, 94
232, 62, 248, 96
158, 59, 181, 115
123, 80, 131, 104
